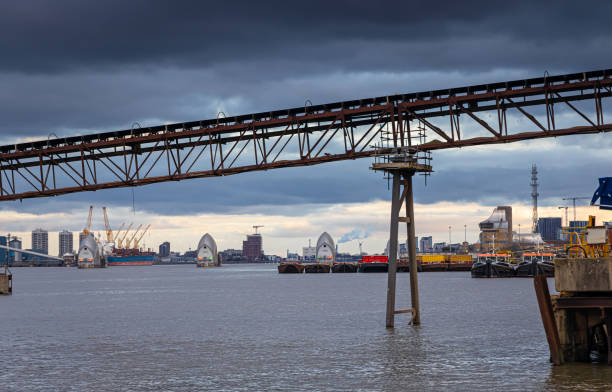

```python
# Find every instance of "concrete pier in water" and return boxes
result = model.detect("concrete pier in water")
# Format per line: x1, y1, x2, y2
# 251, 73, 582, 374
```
0, 268, 12, 295
537, 257, 612, 364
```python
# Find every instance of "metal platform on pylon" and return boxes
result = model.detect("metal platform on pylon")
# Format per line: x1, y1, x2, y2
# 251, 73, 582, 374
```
371, 161, 432, 172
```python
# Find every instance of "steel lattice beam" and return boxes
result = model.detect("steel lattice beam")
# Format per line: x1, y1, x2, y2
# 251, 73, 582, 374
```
0, 69, 611, 201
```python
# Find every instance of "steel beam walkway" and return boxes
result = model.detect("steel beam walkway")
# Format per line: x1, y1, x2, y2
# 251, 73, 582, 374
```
0, 69, 610, 201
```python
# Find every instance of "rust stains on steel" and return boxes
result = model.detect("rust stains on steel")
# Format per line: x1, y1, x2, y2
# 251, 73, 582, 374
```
0, 69, 611, 201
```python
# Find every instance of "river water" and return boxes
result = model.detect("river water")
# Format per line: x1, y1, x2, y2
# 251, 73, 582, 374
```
2, 264, 612, 391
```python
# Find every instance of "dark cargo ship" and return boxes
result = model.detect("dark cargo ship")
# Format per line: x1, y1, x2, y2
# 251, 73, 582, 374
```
107, 248, 154, 266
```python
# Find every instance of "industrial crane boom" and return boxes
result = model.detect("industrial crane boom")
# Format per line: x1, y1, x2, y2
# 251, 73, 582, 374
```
125, 224, 143, 249
102, 206, 113, 242
83, 205, 94, 236
113, 223, 126, 243
117, 222, 133, 249
133, 224, 151, 250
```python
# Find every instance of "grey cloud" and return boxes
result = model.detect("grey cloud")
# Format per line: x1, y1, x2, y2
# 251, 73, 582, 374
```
0, 1, 610, 218
0, 1, 610, 73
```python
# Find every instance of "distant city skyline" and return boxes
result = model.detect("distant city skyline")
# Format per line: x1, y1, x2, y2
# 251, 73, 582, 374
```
2, 203, 608, 256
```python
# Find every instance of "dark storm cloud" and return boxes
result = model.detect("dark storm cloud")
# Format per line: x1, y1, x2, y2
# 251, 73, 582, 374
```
0, 1, 610, 215
0, 0, 611, 73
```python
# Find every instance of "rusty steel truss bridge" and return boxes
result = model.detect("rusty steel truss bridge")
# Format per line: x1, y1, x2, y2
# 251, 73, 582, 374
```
1, 68, 611, 201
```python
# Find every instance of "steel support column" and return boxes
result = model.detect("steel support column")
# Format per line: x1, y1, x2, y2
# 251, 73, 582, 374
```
374, 153, 431, 327
405, 172, 420, 325
386, 172, 401, 328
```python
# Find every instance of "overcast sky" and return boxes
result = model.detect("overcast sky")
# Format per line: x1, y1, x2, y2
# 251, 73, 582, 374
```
1, 1, 611, 254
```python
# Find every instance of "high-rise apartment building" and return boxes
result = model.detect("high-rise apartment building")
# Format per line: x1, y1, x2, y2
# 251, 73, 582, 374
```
58, 230, 74, 256
242, 234, 262, 261
537, 217, 562, 242
32, 228, 49, 254
159, 241, 170, 257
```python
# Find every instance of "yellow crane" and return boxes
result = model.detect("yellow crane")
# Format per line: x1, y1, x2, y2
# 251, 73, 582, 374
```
133, 224, 151, 250
82, 205, 94, 237
125, 224, 143, 249
117, 223, 133, 249
113, 223, 126, 245
102, 207, 114, 243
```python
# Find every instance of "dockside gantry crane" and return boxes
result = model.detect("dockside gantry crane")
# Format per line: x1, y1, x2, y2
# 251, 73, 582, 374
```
102, 207, 114, 243
82, 205, 94, 237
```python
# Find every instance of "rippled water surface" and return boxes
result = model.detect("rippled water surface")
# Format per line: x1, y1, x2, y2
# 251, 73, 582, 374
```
3, 264, 612, 391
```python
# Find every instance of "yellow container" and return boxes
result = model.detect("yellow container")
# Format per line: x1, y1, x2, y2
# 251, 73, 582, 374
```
421, 254, 445, 263
449, 255, 472, 262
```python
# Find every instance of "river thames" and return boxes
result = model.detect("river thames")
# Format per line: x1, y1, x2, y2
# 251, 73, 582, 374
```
2, 264, 612, 391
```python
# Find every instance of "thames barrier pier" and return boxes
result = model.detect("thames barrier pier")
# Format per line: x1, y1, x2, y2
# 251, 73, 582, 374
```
372, 149, 432, 328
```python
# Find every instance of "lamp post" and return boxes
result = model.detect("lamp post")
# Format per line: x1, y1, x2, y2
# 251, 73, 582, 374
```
448, 226, 452, 251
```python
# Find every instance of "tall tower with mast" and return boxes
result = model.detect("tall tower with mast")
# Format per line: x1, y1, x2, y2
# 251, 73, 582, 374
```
531, 164, 539, 233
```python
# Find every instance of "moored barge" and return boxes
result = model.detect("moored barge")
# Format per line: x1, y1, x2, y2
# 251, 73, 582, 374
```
515, 252, 555, 277
331, 262, 358, 273
471, 254, 514, 278
278, 262, 305, 273
304, 263, 331, 273
359, 255, 388, 273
